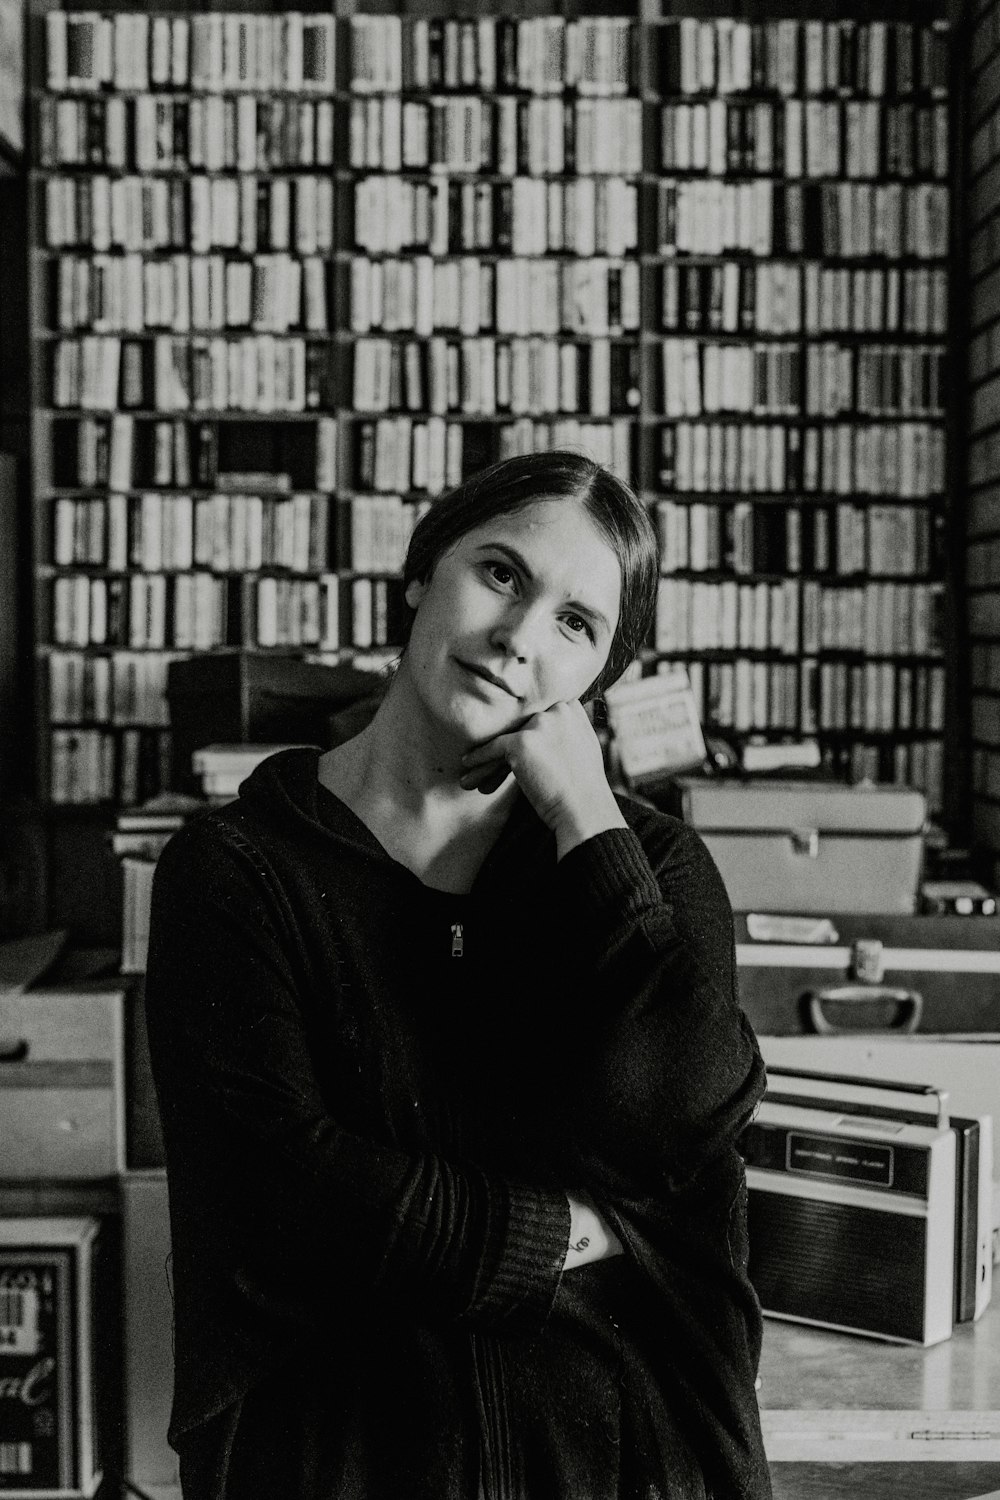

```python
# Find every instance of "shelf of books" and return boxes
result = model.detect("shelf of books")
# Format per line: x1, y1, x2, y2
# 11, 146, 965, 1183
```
30, 1, 958, 816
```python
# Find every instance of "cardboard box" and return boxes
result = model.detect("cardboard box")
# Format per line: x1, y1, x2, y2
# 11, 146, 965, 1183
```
671, 778, 927, 915
0, 991, 125, 1179
0, 1218, 102, 1498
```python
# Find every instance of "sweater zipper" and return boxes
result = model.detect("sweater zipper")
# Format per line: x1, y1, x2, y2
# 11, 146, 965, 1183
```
451, 922, 464, 958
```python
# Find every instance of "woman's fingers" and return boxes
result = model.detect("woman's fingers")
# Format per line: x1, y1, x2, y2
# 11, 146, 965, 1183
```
460, 732, 516, 771
458, 754, 510, 793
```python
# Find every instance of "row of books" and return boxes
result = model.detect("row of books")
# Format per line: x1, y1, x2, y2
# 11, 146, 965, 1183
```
53, 492, 335, 575
656, 180, 949, 260
45, 175, 336, 258
39, 94, 337, 173
655, 576, 943, 656
53, 334, 337, 414
353, 413, 628, 494
50, 725, 173, 805
350, 256, 640, 338
809, 579, 944, 659
656, 18, 947, 102
42, 19, 951, 145
57, 413, 339, 493
35, 94, 642, 182
692, 655, 945, 735
657, 576, 795, 655
49, 649, 177, 726
47, 14, 639, 103
52, 572, 232, 651
49, 569, 418, 654
250, 574, 401, 650
348, 16, 633, 98
352, 335, 641, 418
345, 16, 945, 103
345, 96, 644, 179
54, 252, 329, 337
49, 726, 173, 810
47, 12, 336, 95
659, 99, 948, 181
51, 407, 947, 506
54, 491, 422, 577
661, 262, 949, 338
812, 662, 946, 736
359, 335, 947, 424
657, 420, 947, 499
43, 172, 949, 267
660, 339, 945, 420
353, 175, 639, 260
51, 252, 952, 348
654, 500, 936, 578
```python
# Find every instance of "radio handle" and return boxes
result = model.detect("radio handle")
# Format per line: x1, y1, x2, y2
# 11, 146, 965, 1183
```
806, 984, 923, 1037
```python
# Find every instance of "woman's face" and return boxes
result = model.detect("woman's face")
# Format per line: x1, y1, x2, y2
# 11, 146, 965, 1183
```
402, 498, 623, 747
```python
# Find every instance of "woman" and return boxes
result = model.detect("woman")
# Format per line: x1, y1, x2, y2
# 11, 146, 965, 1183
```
145, 450, 771, 1500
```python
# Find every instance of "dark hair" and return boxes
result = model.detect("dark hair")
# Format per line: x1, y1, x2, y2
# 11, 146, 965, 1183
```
401, 451, 660, 700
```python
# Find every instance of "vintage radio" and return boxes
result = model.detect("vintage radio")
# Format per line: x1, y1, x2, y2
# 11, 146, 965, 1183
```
762, 1067, 993, 1326
743, 1096, 957, 1345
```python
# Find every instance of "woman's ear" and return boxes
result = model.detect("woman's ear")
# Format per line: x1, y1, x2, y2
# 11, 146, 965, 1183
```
404, 576, 428, 610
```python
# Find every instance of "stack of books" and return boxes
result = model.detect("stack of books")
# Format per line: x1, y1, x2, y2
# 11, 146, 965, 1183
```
111, 792, 202, 972
192, 743, 305, 803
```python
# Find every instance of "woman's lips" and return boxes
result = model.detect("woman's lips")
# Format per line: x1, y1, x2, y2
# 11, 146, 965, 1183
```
456, 660, 520, 698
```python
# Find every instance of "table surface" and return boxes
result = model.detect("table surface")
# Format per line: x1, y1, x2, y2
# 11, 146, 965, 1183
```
760, 1296, 1000, 1494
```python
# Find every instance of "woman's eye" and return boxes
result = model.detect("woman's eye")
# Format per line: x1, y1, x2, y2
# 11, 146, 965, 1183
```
564, 613, 594, 641
486, 562, 515, 586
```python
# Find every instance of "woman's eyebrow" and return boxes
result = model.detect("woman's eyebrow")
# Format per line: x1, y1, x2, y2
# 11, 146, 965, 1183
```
476, 541, 612, 636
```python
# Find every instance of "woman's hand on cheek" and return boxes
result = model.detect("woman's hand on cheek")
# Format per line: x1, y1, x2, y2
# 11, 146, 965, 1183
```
459, 700, 627, 859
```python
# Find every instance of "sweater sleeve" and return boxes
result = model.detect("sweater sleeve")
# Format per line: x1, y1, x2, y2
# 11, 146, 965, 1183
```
553, 814, 765, 1192
144, 818, 570, 1340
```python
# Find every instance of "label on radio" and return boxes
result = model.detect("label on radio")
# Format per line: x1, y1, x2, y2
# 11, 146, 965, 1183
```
786, 1131, 894, 1187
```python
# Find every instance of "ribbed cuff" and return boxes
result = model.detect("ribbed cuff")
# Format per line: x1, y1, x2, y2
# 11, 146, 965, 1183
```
474, 1182, 570, 1328
555, 826, 665, 925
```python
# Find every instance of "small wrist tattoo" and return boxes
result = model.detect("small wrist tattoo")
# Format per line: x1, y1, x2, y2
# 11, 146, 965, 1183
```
571, 1236, 590, 1253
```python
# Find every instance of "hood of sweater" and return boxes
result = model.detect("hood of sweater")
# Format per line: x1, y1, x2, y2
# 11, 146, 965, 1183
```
232, 744, 556, 890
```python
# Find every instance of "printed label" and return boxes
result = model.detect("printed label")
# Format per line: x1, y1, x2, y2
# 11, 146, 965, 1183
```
787, 1131, 894, 1187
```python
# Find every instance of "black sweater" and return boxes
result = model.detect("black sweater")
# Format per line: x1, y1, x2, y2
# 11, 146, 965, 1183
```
144, 748, 771, 1500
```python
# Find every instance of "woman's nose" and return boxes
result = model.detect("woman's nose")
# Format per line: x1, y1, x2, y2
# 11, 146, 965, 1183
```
491, 604, 535, 661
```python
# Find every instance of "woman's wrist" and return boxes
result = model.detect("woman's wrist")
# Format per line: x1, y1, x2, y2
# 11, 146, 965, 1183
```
563, 1190, 624, 1271
554, 797, 627, 862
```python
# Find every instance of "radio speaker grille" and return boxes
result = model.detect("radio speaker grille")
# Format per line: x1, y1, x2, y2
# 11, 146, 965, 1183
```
747, 1191, 926, 1341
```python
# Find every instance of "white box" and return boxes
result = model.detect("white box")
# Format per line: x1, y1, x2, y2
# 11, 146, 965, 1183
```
0, 991, 125, 1179
121, 1174, 179, 1500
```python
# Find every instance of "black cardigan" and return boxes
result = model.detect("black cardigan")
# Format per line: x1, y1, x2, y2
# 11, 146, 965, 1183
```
144, 748, 772, 1500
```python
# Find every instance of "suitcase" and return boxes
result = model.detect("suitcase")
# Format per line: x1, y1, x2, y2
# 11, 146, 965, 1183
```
735, 912, 1000, 1036
669, 777, 927, 915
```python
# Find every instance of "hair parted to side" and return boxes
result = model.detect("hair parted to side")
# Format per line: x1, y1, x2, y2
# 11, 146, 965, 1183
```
401, 450, 660, 700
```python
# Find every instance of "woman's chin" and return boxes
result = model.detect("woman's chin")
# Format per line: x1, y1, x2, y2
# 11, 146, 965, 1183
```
441, 694, 523, 746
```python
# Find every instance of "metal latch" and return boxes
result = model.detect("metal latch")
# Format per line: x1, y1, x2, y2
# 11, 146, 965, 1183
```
851, 939, 885, 984
789, 826, 819, 858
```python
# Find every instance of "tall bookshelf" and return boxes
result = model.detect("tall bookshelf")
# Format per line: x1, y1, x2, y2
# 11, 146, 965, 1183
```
968, 0, 1000, 872
28, 0, 963, 827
